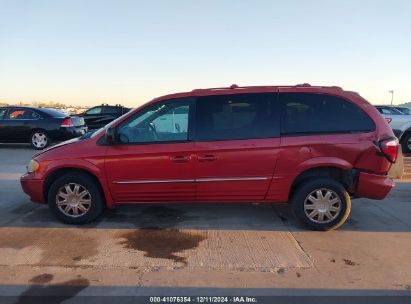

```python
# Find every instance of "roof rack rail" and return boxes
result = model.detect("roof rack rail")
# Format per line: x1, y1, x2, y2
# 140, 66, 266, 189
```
191, 83, 344, 92
192, 84, 240, 92
293, 84, 343, 90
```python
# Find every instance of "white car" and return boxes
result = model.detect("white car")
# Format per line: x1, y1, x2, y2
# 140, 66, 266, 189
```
376, 105, 411, 153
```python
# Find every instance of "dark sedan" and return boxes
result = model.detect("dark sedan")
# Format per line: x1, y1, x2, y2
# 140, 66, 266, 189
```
0, 107, 87, 149
79, 104, 130, 130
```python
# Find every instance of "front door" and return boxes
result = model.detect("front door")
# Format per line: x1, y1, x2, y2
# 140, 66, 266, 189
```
105, 98, 196, 202
193, 93, 281, 201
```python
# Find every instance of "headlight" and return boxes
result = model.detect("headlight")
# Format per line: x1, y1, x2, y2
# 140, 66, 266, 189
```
27, 160, 40, 173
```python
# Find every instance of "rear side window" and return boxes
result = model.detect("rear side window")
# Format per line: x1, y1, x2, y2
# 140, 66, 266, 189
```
397, 107, 411, 115
103, 107, 122, 114
378, 107, 401, 115
39, 108, 67, 117
0, 108, 5, 119
280, 93, 375, 135
6, 109, 41, 120
195, 93, 279, 141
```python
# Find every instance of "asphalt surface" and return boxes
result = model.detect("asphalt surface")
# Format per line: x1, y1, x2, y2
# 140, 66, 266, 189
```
0, 143, 410, 302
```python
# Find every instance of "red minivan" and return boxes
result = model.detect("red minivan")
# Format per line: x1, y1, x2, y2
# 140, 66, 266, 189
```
20, 84, 398, 230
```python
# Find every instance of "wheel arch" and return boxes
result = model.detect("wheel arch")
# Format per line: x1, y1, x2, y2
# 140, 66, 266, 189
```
43, 167, 113, 208
400, 127, 411, 147
289, 166, 358, 200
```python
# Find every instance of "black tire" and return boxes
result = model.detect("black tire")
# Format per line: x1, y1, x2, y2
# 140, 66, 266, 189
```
291, 178, 351, 231
48, 173, 104, 224
30, 130, 51, 150
401, 132, 411, 154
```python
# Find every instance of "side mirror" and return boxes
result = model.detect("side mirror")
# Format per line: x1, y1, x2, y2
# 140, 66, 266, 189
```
105, 127, 116, 145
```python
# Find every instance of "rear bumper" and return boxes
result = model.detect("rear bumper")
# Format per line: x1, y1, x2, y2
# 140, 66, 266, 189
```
49, 126, 88, 141
20, 173, 46, 204
355, 172, 395, 200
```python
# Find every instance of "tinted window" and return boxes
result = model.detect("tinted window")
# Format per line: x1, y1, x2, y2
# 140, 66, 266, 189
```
117, 98, 192, 143
281, 93, 375, 135
379, 107, 401, 115
103, 106, 122, 114
86, 107, 102, 115
396, 107, 411, 115
6, 109, 40, 120
195, 93, 279, 141
0, 108, 5, 119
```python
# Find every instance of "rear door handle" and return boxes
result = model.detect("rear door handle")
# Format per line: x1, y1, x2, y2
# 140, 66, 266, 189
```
198, 154, 218, 162
171, 155, 190, 163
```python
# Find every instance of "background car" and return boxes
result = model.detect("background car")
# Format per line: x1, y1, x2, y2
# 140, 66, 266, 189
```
0, 106, 87, 149
79, 104, 130, 130
393, 106, 411, 115
375, 105, 411, 153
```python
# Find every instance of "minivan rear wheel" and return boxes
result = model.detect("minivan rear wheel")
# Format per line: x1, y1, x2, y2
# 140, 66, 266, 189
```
291, 178, 351, 231
48, 173, 104, 224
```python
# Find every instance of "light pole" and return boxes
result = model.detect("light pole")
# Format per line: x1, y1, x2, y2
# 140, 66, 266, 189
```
389, 90, 394, 105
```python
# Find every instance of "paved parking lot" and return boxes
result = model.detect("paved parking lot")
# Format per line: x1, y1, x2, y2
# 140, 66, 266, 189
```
0, 144, 411, 299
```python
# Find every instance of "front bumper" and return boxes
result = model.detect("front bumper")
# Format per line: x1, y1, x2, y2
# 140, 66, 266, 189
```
355, 172, 395, 200
20, 173, 46, 204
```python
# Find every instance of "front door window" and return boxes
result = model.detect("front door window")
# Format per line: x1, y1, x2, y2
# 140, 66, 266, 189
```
117, 99, 191, 144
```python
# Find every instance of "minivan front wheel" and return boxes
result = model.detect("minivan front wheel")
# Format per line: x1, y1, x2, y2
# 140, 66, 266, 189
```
48, 173, 104, 224
291, 178, 351, 231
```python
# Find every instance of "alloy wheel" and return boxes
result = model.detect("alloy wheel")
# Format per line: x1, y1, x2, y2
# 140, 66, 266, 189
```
56, 183, 92, 218
303, 188, 342, 224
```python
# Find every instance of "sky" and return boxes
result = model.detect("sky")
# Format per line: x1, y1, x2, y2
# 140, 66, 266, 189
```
0, 0, 410, 107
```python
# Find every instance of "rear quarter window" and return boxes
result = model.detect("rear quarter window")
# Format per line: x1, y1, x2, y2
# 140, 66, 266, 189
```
280, 93, 375, 135
102, 107, 122, 114
39, 108, 67, 118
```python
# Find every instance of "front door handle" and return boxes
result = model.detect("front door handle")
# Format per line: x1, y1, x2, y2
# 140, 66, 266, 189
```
198, 154, 218, 162
171, 155, 190, 163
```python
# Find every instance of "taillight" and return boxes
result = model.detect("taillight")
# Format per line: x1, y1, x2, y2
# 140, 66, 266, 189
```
379, 138, 399, 163
61, 118, 74, 127
385, 118, 392, 124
